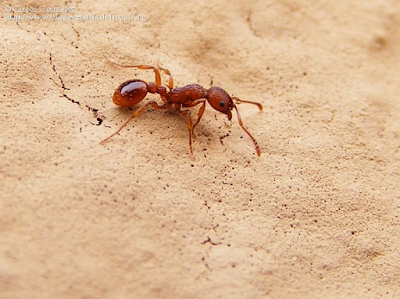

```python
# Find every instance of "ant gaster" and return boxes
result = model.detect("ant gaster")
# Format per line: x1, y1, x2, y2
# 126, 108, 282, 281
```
101, 61, 263, 157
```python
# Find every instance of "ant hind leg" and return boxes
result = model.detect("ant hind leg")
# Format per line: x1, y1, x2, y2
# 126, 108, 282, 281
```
101, 101, 164, 144
106, 59, 162, 87
157, 65, 174, 90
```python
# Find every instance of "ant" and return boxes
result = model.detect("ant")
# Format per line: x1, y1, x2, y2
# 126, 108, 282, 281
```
101, 61, 263, 157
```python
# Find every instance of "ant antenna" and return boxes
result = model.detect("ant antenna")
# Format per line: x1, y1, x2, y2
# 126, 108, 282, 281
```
232, 97, 263, 111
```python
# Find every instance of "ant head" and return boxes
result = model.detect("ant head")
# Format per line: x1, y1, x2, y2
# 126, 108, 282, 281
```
206, 87, 234, 120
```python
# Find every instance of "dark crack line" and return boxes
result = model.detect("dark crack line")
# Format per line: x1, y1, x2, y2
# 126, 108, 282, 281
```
89, 117, 103, 126
88, 107, 105, 126
246, 10, 261, 38
219, 133, 230, 145
212, 224, 219, 232
70, 1, 81, 42
15, 20, 32, 34
201, 257, 211, 271
42, 31, 55, 42
50, 53, 69, 91
49, 53, 103, 125
71, 22, 80, 41
87, 105, 99, 114
201, 237, 221, 246
63, 93, 79, 104
16, 21, 24, 31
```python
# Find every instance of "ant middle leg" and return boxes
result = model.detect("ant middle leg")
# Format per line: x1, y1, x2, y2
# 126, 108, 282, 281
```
182, 99, 206, 139
101, 101, 164, 144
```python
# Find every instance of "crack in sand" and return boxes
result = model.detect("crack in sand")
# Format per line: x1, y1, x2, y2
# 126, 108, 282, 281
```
49, 53, 101, 123
201, 236, 221, 246
219, 132, 230, 146
71, 22, 80, 41
49, 53, 69, 90
246, 10, 261, 38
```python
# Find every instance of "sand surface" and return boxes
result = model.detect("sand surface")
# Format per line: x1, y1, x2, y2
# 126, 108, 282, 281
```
1, 0, 400, 298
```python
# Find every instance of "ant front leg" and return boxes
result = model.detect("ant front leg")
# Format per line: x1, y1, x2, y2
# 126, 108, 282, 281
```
231, 96, 263, 156
179, 110, 195, 159
101, 101, 164, 144
232, 105, 261, 157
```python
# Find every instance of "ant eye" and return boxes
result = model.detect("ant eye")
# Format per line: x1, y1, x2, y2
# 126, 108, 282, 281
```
219, 101, 225, 108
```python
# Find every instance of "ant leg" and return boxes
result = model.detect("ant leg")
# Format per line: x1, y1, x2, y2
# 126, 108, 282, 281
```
232, 96, 263, 111
233, 105, 261, 156
155, 61, 174, 89
107, 60, 162, 87
180, 110, 195, 159
182, 99, 206, 139
135, 65, 162, 87
158, 66, 174, 90
192, 101, 206, 137
101, 101, 164, 144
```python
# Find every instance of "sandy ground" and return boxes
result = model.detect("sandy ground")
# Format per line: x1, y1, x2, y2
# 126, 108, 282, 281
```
1, 0, 400, 298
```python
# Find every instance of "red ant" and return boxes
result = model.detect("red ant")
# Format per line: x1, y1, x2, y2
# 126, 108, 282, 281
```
101, 61, 263, 157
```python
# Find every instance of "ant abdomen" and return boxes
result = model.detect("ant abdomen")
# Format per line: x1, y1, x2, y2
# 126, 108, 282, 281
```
113, 79, 148, 107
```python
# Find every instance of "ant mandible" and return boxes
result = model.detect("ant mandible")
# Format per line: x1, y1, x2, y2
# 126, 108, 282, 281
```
101, 61, 263, 157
